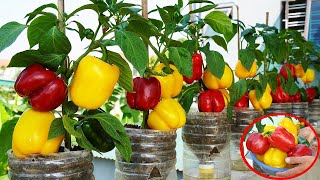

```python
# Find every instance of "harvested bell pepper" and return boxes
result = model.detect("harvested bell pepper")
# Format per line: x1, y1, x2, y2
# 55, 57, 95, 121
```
14, 64, 68, 111
203, 65, 233, 89
75, 109, 115, 152
198, 89, 225, 112
153, 63, 183, 98
278, 118, 298, 135
235, 60, 257, 79
234, 92, 249, 109
147, 98, 186, 130
70, 56, 120, 109
218, 89, 230, 106
256, 154, 265, 163
271, 85, 290, 103
301, 68, 315, 84
288, 92, 301, 102
246, 132, 270, 155
183, 52, 203, 84
288, 144, 312, 157
306, 87, 317, 103
126, 77, 161, 111
268, 126, 295, 152
263, 125, 276, 133
12, 109, 64, 158
280, 63, 296, 80
249, 89, 272, 111
263, 148, 288, 168
294, 64, 305, 78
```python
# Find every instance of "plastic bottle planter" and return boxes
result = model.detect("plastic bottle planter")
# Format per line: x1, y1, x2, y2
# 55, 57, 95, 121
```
231, 109, 263, 171
182, 112, 231, 180
292, 102, 308, 119
8, 150, 94, 180
115, 128, 177, 180
308, 99, 320, 137
267, 103, 292, 114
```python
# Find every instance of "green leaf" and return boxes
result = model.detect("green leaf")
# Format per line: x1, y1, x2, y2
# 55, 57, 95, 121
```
0, 101, 9, 125
229, 79, 247, 105
66, 4, 99, 20
39, 26, 71, 55
189, 4, 217, 14
298, 135, 310, 147
157, 6, 171, 24
255, 121, 265, 133
168, 47, 192, 77
85, 112, 132, 162
239, 49, 255, 71
179, 83, 200, 113
62, 101, 78, 116
48, 118, 65, 140
211, 35, 228, 51
8, 50, 66, 71
182, 40, 196, 54
71, 21, 85, 40
206, 50, 225, 79
178, 0, 183, 7
0, 22, 26, 53
150, 18, 163, 30
254, 49, 264, 65
75, 127, 99, 152
62, 116, 81, 138
27, 13, 57, 48
25, 3, 58, 24
224, 23, 238, 43
0, 117, 18, 176
107, 50, 133, 92
115, 30, 148, 76
126, 16, 162, 38
204, 11, 233, 35
187, 0, 216, 5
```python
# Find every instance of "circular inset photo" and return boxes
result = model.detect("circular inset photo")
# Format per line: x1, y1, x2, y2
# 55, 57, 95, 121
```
240, 113, 319, 179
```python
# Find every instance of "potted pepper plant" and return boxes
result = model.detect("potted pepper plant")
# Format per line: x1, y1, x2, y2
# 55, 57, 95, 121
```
0, 0, 157, 178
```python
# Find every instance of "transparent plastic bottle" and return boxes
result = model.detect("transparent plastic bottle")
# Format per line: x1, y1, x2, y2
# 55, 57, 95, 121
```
267, 103, 292, 114
292, 102, 308, 119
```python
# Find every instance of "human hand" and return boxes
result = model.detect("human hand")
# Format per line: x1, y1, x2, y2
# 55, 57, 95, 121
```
275, 156, 315, 177
298, 126, 315, 143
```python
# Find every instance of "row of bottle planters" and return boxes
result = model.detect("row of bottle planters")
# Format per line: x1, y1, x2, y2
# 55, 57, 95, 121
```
7, 100, 320, 180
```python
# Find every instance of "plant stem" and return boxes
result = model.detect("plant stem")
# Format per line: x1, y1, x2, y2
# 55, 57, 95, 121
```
58, 0, 71, 150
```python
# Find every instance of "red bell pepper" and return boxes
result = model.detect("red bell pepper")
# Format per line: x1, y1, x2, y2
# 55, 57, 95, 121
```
234, 92, 249, 109
183, 52, 203, 84
198, 89, 225, 112
288, 144, 312, 157
271, 85, 290, 103
268, 126, 295, 152
279, 63, 296, 81
126, 77, 161, 111
246, 132, 270, 155
14, 64, 68, 111
306, 87, 317, 103
288, 92, 301, 102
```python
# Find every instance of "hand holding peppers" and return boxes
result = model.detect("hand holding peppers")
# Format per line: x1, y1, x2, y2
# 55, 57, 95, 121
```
183, 53, 203, 84
147, 98, 186, 130
198, 89, 225, 112
12, 109, 64, 158
14, 64, 68, 111
126, 77, 161, 111
288, 144, 312, 157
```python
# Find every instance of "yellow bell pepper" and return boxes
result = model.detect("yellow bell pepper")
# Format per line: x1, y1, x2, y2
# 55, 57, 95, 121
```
278, 118, 298, 135
218, 89, 230, 106
249, 89, 272, 111
153, 63, 183, 98
256, 153, 265, 163
263, 125, 276, 133
235, 60, 257, 79
203, 65, 233, 90
263, 148, 287, 168
70, 56, 120, 109
300, 68, 315, 84
296, 121, 305, 130
294, 64, 305, 78
147, 98, 186, 130
12, 109, 64, 158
